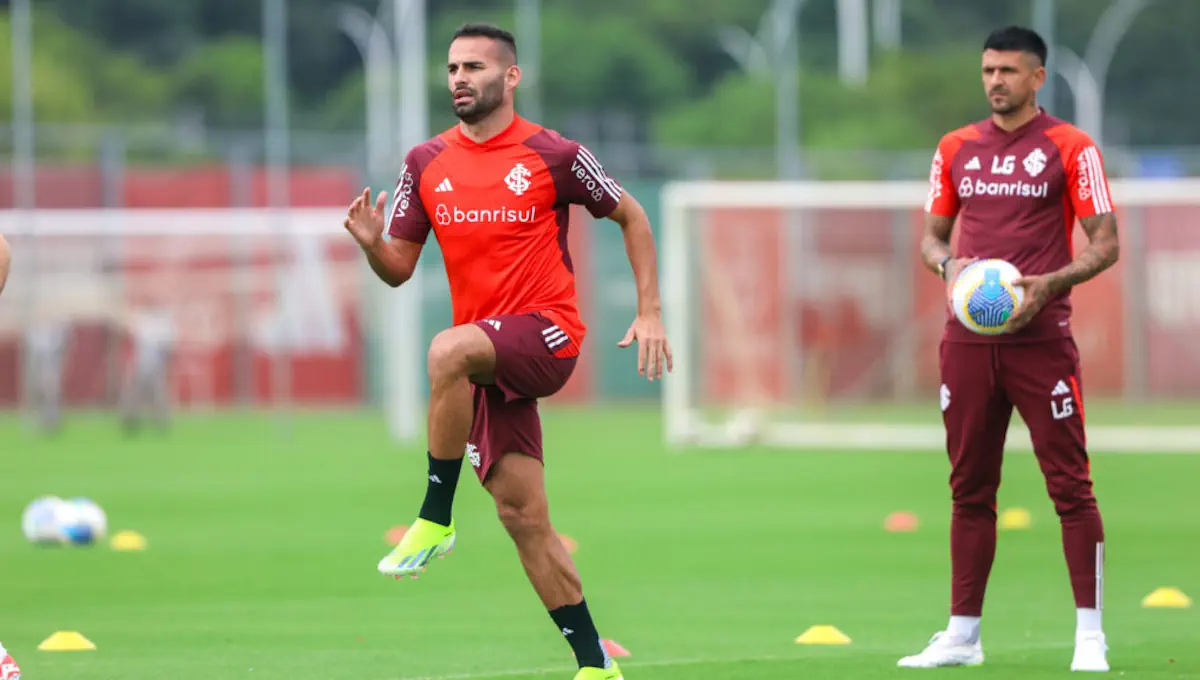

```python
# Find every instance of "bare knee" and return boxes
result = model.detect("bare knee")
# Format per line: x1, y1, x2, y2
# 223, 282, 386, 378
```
428, 325, 494, 386
495, 494, 551, 541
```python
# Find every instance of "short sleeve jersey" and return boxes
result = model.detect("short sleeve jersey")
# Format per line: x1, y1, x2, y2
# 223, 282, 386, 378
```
387, 116, 623, 357
925, 111, 1115, 343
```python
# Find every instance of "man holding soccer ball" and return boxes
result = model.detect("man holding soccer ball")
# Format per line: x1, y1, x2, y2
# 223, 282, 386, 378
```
901, 26, 1120, 672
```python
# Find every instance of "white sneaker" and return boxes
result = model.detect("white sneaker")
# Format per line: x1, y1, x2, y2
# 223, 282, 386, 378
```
897, 631, 984, 668
1071, 631, 1109, 672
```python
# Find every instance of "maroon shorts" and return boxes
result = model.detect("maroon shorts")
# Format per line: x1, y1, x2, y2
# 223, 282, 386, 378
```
939, 338, 1093, 513
466, 312, 577, 482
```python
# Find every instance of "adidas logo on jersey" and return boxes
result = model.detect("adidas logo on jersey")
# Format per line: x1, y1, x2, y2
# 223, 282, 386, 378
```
964, 156, 982, 170
1052, 380, 1071, 396
435, 178, 453, 192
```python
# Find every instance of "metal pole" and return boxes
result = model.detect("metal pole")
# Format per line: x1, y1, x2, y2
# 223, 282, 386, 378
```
873, 0, 901, 50
396, 0, 427, 159
337, 3, 394, 180
264, 0, 292, 435
836, 0, 869, 86
386, 0, 426, 443
1032, 0, 1056, 112
515, 0, 542, 121
1083, 0, 1151, 148
772, 0, 803, 180
1050, 46, 1101, 141
11, 0, 36, 432
11, 0, 34, 213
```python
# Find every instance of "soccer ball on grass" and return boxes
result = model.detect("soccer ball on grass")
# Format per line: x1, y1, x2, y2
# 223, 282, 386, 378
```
949, 258, 1024, 336
21, 496, 107, 546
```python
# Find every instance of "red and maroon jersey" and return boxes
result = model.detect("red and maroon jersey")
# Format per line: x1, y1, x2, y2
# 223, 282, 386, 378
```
388, 116, 623, 357
925, 111, 1115, 343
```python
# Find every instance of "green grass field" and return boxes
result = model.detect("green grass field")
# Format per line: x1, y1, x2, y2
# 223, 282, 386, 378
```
2, 403, 1198, 679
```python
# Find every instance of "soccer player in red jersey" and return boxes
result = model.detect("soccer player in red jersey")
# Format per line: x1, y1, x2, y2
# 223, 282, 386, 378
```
343, 23, 670, 680
898, 27, 1119, 672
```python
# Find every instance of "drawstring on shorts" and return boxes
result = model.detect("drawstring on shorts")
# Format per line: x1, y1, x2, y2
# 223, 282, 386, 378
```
989, 344, 1000, 389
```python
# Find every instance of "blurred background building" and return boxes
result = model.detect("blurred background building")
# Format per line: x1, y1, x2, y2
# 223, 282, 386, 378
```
0, 0, 1195, 441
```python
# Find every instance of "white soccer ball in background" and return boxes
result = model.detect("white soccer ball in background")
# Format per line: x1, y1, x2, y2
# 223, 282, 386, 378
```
950, 258, 1025, 336
61, 497, 108, 546
22, 495, 71, 544
21, 496, 107, 546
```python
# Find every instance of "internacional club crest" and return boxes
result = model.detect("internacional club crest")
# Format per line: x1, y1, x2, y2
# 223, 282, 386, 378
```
505, 163, 532, 196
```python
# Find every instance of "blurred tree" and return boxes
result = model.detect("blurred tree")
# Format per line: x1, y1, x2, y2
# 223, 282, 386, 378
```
6, 0, 1199, 148
42, 0, 197, 64
0, 11, 168, 123
171, 37, 266, 127
653, 47, 983, 151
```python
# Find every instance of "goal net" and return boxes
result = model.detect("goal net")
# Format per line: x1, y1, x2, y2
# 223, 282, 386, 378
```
660, 178, 1200, 452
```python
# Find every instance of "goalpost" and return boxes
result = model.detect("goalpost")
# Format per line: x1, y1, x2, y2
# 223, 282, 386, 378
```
660, 178, 1200, 453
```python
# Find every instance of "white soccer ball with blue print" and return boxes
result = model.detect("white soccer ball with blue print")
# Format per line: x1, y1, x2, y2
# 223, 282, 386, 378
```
950, 259, 1025, 335
61, 497, 108, 545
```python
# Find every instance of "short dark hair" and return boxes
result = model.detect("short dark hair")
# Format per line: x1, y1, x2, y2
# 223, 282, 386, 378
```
452, 23, 518, 62
983, 25, 1048, 66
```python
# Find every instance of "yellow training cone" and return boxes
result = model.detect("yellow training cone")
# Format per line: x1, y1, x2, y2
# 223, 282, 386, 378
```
38, 631, 96, 651
795, 625, 851, 645
998, 507, 1031, 530
110, 530, 147, 551
1142, 587, 1192, 608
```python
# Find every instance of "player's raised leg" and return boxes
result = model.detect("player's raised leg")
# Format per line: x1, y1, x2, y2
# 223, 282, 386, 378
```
899, 341, 1010, 669
485, 452, 621, 680
377, 323, 497, 578
466, 313, 619, 678
1002, 339, 1108, 672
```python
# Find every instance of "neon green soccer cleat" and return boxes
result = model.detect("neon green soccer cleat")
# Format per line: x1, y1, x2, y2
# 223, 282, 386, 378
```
377, 518, 456, 579
573, 663, 623, 680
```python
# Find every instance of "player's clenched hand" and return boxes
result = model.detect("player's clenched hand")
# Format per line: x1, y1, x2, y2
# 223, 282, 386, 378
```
344, 188, 388, 250
618, 313, 673, 381
1005, 274, 1052, 333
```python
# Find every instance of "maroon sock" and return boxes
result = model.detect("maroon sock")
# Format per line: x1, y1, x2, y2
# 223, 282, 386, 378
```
951, 504, 997, 616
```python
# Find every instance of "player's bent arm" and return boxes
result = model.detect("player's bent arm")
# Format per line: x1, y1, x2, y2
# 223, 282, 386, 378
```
1045, 212, 1119, 294
364, 237, 423, 288
920, 213, 957, 278
607, 192, 662, 315
0, 233, 11, 297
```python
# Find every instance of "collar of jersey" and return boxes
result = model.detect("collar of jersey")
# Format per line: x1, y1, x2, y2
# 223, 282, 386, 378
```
450, 114, 530, 149
988, 106, 1047, 137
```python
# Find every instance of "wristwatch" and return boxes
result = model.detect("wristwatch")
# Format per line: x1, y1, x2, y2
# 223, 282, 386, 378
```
937, 255, 953, 280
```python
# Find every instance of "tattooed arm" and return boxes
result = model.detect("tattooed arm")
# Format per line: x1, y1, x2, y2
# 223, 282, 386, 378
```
1007, 212, 1120, 332
1044, 212, 1120, 294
